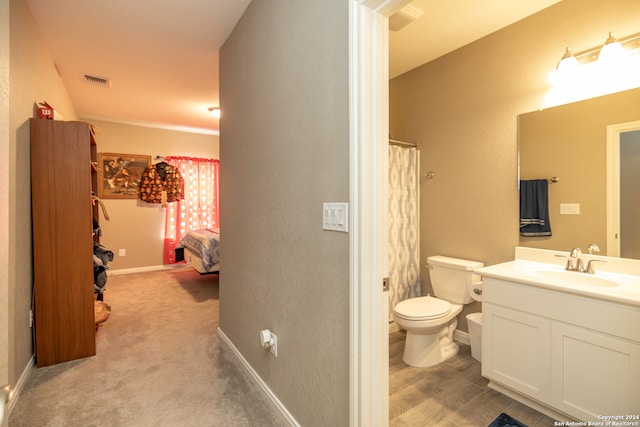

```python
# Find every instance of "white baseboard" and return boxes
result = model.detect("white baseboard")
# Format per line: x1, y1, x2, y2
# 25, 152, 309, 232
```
7, 356, 35, 418
453, 329, 470, 346
389, 321, 471, 346
107, 263, 189, 276
487, 380, 575, 422
388, 321, 401, 334
217, 327, 300, 427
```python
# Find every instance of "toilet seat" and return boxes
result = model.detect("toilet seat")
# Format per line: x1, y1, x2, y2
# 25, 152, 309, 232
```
394, 296, 451, 321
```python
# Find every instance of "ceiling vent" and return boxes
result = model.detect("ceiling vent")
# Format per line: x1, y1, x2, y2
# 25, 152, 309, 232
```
83, 74, 111, 88
389, 4, 424, 32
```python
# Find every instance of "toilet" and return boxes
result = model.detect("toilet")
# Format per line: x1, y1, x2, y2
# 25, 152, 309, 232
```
393, 255, 483, 368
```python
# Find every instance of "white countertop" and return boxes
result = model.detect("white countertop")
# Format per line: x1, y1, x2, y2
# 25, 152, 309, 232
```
476, 247, 640, 308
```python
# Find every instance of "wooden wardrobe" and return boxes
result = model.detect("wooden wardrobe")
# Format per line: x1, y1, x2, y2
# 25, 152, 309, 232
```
30, 119, 98, 367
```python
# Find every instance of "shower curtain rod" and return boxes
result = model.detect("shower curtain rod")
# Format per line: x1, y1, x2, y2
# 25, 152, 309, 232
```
389, 138, 417, 148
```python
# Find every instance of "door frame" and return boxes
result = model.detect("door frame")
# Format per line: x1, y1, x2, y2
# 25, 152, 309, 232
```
0, 0, 11, 409
348, 1, 410, 425
606, 120, 640, 256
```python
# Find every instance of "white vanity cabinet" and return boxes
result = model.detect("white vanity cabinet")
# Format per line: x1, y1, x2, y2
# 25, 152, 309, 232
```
482, 277, 640, 421
550, 322, 640, 419
482, 304, 551, 403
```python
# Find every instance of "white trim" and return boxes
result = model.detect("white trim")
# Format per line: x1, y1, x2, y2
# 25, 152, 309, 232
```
6, 356, 35, 418
453, 329, 471, 346
216, 328, 299, 427
1, 0, 11, 414
349, 1, 409, 425
487, 381, 576, 422
606, 120, 640, 257
388, 321, 401, 334
390, 321, 472, 346
107, 263, 190, 276
390, 318, 472, 345
606, 125, 621, 257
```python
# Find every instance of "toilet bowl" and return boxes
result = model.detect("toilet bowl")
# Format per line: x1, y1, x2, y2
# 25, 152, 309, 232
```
394, 296, 463, 367
393, 255, 483, 368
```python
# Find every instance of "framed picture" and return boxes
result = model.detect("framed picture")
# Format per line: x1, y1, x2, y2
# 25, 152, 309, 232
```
98, 153, 151, 199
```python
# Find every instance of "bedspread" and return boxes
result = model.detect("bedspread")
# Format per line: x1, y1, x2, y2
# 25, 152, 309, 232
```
179, 228, 220, 270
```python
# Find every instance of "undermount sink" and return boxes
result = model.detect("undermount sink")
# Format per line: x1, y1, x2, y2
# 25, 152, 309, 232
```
518, 267, 619, 288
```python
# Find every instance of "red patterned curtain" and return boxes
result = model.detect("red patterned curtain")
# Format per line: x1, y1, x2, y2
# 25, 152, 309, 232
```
163, 156, 219, 264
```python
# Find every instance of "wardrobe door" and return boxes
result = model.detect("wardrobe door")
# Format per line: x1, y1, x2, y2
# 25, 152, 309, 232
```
30, 119, 96, 367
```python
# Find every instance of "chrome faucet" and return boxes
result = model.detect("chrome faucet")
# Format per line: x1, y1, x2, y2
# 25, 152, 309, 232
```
558, 245, 606, 274
585, 259, 606, 274
566, 247, 584, 272
584, 243, 606, 274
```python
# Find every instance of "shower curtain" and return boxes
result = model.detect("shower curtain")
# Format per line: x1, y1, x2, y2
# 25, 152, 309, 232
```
388, 145, 421, 321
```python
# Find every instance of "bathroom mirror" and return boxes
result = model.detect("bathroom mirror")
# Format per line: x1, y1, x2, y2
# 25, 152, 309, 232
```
518, 86, 640, 259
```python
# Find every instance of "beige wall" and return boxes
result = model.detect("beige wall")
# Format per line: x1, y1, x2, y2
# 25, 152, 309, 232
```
5, 0, 640, 422
2, 1, 218, 400
389, 0, 640, 330
219, 1, 350, 425
519, 88, 640, 254
4, 0, 79, 395
86, 119, 218, 271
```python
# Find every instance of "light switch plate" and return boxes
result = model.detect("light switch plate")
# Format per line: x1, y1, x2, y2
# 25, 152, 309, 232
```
323, 203, 348, 232
560, 203, 580, 215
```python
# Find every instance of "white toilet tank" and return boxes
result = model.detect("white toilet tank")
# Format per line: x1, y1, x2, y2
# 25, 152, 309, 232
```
427, 255, 484, 304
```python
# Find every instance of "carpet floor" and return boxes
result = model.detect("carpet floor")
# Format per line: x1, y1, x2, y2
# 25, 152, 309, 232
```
9, 267, 288, 427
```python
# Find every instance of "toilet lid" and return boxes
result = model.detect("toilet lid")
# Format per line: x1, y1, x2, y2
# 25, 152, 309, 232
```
394, 296, 451, 320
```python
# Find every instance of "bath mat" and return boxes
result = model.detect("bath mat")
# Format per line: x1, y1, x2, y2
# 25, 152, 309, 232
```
488, 412, 528, 427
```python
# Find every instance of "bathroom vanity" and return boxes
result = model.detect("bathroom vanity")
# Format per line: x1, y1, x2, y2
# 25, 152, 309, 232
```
477, 247, 640, 422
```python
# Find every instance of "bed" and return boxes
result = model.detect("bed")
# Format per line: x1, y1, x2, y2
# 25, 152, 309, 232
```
178, 228, 220, 274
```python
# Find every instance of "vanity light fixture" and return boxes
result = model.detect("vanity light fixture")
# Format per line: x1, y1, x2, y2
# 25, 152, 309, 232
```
598, 32, 625, 64
556, 47, 579, 77
548, 31, 640, 106
557, 31, 640, 69
208, 107, 221, 119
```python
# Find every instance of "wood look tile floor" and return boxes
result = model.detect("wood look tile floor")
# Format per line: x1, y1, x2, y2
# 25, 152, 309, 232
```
389, 330, 557, 427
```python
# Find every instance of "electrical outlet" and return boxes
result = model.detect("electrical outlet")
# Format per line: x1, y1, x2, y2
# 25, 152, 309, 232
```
260, 329, 278, 357
269, 332, 278, 357
118, 249, 126, 256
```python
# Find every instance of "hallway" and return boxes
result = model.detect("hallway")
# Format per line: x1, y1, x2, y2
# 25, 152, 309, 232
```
9, 268, 287, 426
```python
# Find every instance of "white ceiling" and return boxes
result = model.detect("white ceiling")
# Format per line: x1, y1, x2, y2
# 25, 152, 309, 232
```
389, 0, 561, 78
26, 0, 560, 134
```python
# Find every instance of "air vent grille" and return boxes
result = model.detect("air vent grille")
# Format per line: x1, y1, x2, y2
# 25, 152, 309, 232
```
389, 4, 424, 32
83, 74, 111, 88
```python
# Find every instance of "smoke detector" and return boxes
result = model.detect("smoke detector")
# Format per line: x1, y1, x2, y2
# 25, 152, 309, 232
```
389, 4, 424, 31
83, 74, 112, 88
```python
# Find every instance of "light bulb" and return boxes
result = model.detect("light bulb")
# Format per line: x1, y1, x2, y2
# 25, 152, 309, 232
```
556, 47, 579, 82
599, 32, 625, 65
208, 107, 221, 119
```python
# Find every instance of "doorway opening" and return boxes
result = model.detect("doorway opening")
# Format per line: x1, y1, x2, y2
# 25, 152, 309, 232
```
606, 120, 640, 257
